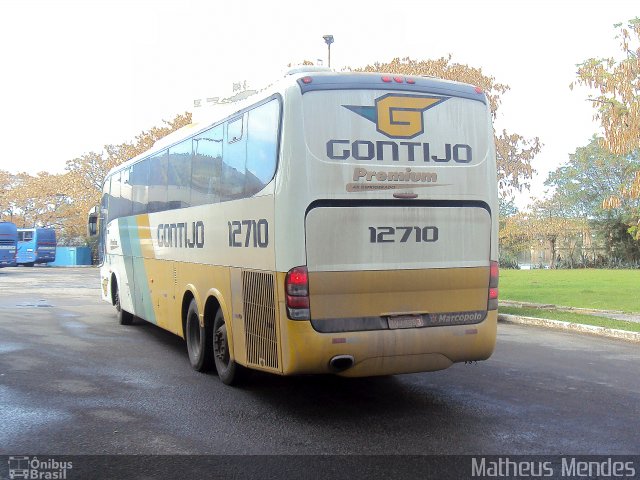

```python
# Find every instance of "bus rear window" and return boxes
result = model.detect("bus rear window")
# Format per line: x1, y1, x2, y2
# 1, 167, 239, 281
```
19, 231, 33, 242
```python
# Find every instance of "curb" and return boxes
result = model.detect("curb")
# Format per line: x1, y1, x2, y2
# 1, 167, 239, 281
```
498, 314, 640, 344
499, 300, 640, 323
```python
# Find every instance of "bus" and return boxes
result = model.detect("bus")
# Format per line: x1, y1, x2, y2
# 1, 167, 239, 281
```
16, 228, 57, 266
88, 69, 499, 385
0, 221, 18, 268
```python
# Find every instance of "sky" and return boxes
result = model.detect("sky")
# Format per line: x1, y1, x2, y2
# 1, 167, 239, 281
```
0, 0, 637, 209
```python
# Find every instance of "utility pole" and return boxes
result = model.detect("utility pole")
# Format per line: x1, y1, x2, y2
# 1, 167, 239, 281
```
323, 35, 334, 68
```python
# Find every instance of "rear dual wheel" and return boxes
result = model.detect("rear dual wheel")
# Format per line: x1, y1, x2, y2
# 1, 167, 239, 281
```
185, 300, 244, 385
185, 299, 213, 372
213, 309, 245, 385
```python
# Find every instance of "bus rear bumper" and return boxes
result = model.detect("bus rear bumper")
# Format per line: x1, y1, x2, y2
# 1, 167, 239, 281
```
280, 310, 497, 377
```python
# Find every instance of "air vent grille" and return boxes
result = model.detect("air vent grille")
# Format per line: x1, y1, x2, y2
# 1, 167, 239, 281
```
242, 270, 278, 370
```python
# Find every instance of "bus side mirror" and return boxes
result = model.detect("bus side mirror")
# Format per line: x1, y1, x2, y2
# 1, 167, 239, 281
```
87, 206, 99, 237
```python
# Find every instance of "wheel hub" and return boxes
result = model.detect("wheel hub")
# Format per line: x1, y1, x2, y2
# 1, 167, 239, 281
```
214, 328, 227, 361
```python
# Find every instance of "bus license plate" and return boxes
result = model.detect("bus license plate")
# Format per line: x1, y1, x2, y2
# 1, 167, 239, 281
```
387, 315, 425, 329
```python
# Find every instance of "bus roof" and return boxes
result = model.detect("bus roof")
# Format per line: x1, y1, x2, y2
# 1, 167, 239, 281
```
104, 70, 487, 180
0, 221, 17, 231
294, 72, 486, 103
17, 227, 55, 232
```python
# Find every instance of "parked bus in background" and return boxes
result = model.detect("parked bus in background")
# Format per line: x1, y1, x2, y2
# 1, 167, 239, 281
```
16, 227, 57, 266
88, 69, 499, 385
0, 221, 18, 268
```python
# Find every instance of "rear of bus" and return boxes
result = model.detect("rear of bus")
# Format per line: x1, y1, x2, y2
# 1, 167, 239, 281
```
274, 72, 498, 377
0, 222, 18, 268
35, 228, 56, 264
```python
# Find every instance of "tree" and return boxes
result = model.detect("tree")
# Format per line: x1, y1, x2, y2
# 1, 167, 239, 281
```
529, 196, 589, 268
573, 18, 640, 155
573, 18, 640, 238
597, 217, 640, 264
353, 56, 541, 197
6, 172, 69, 229
0, 169, 15, 221
62, 112, 192, 243
545, 137, 640, 219
66, 111, 192, 194
501, 196, 589, 268
497, 196, 523, 268
499, 214, 530, 267
0, 112, 192, 245
545, 138, 640, 260
499, 196, 518, 218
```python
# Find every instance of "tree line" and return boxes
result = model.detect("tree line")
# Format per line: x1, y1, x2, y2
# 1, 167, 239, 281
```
500, 18, 640, 268
0, 114, 191, 244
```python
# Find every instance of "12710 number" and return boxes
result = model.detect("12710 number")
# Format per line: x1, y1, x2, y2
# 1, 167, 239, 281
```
369, 226, 439, 243
228, 219, 269, 248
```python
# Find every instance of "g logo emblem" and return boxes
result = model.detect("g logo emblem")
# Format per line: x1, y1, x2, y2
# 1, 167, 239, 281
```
376, 95, 444, 138
343, 94, 448, 139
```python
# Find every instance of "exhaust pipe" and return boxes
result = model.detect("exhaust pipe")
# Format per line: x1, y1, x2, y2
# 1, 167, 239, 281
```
329, 355, 354, 372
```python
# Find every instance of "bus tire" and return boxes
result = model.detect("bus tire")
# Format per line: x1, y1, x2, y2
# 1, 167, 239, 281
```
114, 282, 133, 326
185, 299, 213, 372
213, 308, 245, 385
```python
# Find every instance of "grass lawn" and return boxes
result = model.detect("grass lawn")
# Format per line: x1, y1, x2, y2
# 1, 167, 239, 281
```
499, 269, 639, 313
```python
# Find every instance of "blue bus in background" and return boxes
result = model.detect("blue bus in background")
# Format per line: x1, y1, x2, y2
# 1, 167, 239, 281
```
17, 227, 56, 266
0, 221, 18, 268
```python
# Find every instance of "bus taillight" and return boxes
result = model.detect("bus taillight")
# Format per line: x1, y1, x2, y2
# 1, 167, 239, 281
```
286, 266, 310, 320
488, 261, 499, 311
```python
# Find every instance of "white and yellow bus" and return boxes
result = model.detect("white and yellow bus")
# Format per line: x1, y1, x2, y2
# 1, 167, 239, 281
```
89, 69, 499, 385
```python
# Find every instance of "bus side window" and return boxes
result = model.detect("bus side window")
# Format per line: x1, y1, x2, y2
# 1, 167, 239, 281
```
228, 115, 243, 143
168, 139, 193, 209
222, 115, 247, 201
120, 168, 133, 218
102, 176, 111, 223
191, 125, 223, 206
110, 171, 122, 220
131, 159, 150, 215
148, 151, 168, 213
245, 99, 279, 196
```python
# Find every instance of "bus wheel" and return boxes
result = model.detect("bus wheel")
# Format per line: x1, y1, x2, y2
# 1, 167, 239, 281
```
114, 282, 133, 326
213, 309, 244, 385
185, 299, 212, 372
